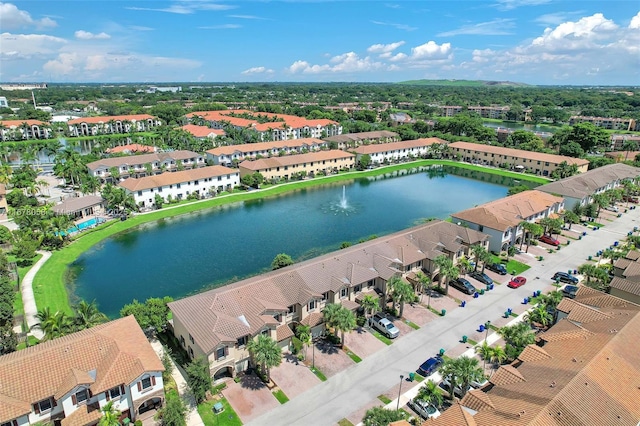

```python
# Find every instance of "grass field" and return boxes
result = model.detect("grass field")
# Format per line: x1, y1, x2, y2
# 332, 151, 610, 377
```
32, 159, 549, 314
10, 253, 43, 319
198, 399, 243, 426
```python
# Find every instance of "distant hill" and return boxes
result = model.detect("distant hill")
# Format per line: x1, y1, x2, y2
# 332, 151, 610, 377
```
397, 79, 530, 87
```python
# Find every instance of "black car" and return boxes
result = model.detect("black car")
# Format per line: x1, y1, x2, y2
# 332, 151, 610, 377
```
552, 272, 579, 284
418, 356, 443, 377
469, 271, 494, 285
562, 285, 579, 298
450, 278, 476, 295
486, 263, 507, 275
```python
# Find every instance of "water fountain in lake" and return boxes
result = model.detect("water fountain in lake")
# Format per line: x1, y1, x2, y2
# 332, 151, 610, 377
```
323, 185, 358, 216
339, 185, 348, 209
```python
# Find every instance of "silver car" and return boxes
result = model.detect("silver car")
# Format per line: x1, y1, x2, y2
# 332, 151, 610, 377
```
409, 398, 441, 419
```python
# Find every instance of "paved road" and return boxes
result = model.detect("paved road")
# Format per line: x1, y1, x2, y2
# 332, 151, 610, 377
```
248, 211, 640, 426
21, 250, 51, 340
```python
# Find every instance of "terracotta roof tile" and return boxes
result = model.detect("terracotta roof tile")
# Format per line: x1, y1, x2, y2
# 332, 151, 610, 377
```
238, 150, 355, 171
490, 364, 527, 386
106, 144, 155, 154
351, 138, 442, 155
517, 344, 552, 363
181, 124, 224, 138
324, 131, 399, 143
60, 402, 102, 426
300, 312, 324, 327
86, 150, 201, 171
461, 389, 495, 411
426, 402, 477, 426
625, 250, 640, 261
206, 138, 326, 157
68, 114, 156, 125
450, 141, 589, 166
0, 394, 31, 421
119, 165, 237, 192
537, 163, 640, 199
0, 119, 47, 127
539, 319, 594, 342
276, 324, 294, 342
610, 276, 640, 296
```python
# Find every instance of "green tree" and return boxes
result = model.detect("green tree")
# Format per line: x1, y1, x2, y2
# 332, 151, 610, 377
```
154, 194, 164, 209
271, 253, 294, 270
296, 324, 312, 360
333, 306, 357, 346
322, 303, 342, 335
507, 185, 530, 196
389, 278, 414, 318
561, 210, 580, 230
185, 357, 212, 404
499, 322, 536, 361
525, 304, 553, 329
98, 401, 121, 426
159, 392, 187, 426
357, 154, 371, 170
360, 294, 379, 323
440, 356, 485, 399
362, 407, 407, 426
247, 334, 282, 382
73, 300, 108, 330
415, 380, 444, 409
34, 307, 74, 340
120, 296, 173, 334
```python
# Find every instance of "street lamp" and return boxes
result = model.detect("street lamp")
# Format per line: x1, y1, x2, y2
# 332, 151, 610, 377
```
312, 337, 315, 369
484, 321, 491, 342
397, 375, 404, 411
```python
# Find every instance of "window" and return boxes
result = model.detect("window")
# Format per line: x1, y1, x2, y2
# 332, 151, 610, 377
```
354, 284, 362, 293
274, 313, 282, 322
216, 347, 226, 360
180, 335, 185, 347
177, 183, 181, 189
218, 176, 222, 181
322, 291, 329, 301
35, 398, 53, 413
340, 287, 348, 298
288, 305, 295, 314
74, 389, 89, 405
140, 376, 153, 390
308, 300, 316, 310
188, 347, 194, 358
108, 386, 122, 399
237, 335, 248, 347
189, 334, 194, 344
137, 191, 142, 196
1, 421, 12, 426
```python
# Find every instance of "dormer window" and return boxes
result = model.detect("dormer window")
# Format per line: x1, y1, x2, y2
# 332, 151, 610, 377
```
340, 288, 348, 298
308, 300, 317, 310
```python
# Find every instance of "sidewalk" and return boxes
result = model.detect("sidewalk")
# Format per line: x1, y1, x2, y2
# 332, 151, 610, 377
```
21, 250, 51, 340
150, 340, 205, 426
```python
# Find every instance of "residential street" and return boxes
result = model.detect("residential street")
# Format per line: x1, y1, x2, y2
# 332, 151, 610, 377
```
248, 210, 640, 426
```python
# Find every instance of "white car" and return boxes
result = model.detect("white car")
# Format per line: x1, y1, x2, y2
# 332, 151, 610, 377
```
408, 398, 441, 419
441, 376, 488, 397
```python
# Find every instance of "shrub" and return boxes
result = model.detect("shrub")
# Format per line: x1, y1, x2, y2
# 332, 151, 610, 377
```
291, 336, 302, 355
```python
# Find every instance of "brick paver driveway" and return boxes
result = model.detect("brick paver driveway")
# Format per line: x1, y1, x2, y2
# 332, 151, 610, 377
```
344, 326, 387, 358
269, 353, 320, 399
308, 339, 355, 378
401, 302, 439, 327
222, 373, 279, 423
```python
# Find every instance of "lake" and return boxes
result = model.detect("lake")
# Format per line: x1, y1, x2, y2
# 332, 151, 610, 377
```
69, 165, 537, 316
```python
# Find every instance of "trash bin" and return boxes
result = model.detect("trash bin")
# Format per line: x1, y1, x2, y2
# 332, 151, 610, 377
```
504, 311, 510, 318
462, 335, 468, 343
480, 289, 485, 295
474, 292, 479, 298
441, 309, 446, 316
588, 255, 592, 260
461, 300, 466, 307
523, 297, 529, 304
439, 348, 445, 356
479, 324, 485, 332
409, 372, 416, 382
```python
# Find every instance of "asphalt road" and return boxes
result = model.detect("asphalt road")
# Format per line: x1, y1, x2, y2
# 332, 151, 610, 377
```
248, 210, 640, 426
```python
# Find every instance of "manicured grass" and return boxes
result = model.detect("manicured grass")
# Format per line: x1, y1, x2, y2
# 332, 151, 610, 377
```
344, 347, 362, 363
310, 366, 327, 381
370, 329, 393, 345
16, 335, 40, 350
198, 399, 242, 426
510, 312, 519, 318
272, 389, 289, 404
405, 320, 420, 330
466, 338, 478, 346
378, 395, 392, 404
212, 382, 227, 394
33, 159, 548, 314
10, 253, 43, 318
488, 324, 500, 332
338, 419, 354, 426
584, 221, 605, 228
413, 373, 425, 383
490, 255, 531, 275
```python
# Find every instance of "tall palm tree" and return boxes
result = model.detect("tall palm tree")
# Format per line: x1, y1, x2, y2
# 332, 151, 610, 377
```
333, 306, 356, 347
322, 303, 342, 336
440, 356, 485, 399
499, 322, 536, 361
414, 271, 432, 305
389, 278, 414, 318
74, 300, 108, 330
99, 401, 121, 426
246, 334, 282, 383
360, 294, 378, 324
296, 324, 312, 360
470, 244, 488, 272
415, 380, 444, 409
34, 307, 73, 340
488, 345, 507, 367
433, 254, 453, 290
525, 304, 553, 329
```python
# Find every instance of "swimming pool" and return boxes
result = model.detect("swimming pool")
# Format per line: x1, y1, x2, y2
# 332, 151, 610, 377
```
57, 217, 105, 236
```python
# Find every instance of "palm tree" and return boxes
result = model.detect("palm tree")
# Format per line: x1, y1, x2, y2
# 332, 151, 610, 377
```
470, 244, 487, 272
296, 324, 312, 360
561, 211, 580, 230
475, 341, 492, 362
322, 303, 342, 336
578, 263, 598, 285
433, 254, 453, 290
333, 306, 356, 347
383, 276, 402, 312
591, 193, 611, 218
414, 271, 431, 305
246, 334, 282, 383
34, 307, 73, 340
440, 356, 485, 399
415, 380, 444, 409
457, 257, 471, 276
539, 291, 563, 309
524, 304, 553, 329
99, 401, 121, 426
499, 322, 536, 361
360, 294, 378, 324
73, 300, 108, 330
488, 345, 507, 367
389, 278, 414, 318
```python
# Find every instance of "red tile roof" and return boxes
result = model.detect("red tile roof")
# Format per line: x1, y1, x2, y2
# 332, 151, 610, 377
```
206, 138, 326, 157
68, 114, 156, 125
351, 138, 443, 155
449, 141, 589, 166
238, 149, 355, 171
187, 109, 338, 131
0, 119, 47, 127
181, 124, 225, 138
119, 165, 237, 192
106, 144, 156, 154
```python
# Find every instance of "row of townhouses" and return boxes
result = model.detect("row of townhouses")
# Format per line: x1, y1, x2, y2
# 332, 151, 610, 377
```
570, 115, 638, 131
206, 138, 329, 166
186, 109, 342, 141
0, 120, 52, 141
168, 220, 489, 379
323, 131, 399, 149
67, 115, 162, 137
611, 249, 640, 305
238, 150, 355, 181
350, 137, 446, 165
0, 316, 164, 426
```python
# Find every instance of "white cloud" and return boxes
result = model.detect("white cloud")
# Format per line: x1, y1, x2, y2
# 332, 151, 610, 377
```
367, 41, 405, 54
493, 0, 551, 11
126, 1, 235, 14
75, 30, 111, 40
531, 13, 618, 51
0, 2, 57, 29
241, 66, 274, 75
198, 24, 241, 29
288, 52, 383, 74
437, 19, 515, 36
228, 14, 268, 20
43, 52, 78, 75
629, 11, 640, 29
0, 32, 67, 60
129, 25, 155, 31
534, 11, 583, 26
371, 20, 417, 32
411, 41, 452, 59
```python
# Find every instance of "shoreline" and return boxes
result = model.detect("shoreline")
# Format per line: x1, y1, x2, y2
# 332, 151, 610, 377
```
32, 159, 550, 315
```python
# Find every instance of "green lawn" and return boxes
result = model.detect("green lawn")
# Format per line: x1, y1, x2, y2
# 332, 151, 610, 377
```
338, 419, 354, 426
32, 159, 548, 315
16, 335, 40, 350
9, 253, 43, 318
197, 399, 243, 426
310, 366, 327, 381
490, 255, 531, 275
404, 320, 420, 330
584, 221, 605, 228
344, 347, 362, 363
272, 389, 289, 404
378, 395, 392, 404
370, 329, 393, 345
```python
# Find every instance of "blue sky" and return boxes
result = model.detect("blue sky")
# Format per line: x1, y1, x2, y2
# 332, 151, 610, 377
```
1, 0, 639, 85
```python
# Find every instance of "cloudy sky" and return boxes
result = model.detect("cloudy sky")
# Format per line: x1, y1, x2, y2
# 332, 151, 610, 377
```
1, 0, 639, 85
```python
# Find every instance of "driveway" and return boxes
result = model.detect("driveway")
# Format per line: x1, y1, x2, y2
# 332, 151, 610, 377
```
344, 326, 387, 359
269, 353, 320, 399
401, 302, 439, 327
222, 373, 280, 424
307, 340, 355, 378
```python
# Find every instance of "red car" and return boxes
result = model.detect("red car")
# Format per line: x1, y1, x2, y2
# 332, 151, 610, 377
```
508, 276, 527, 288
539, 235, 560, 246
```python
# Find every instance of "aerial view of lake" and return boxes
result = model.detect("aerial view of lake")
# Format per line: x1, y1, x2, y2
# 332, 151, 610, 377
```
69, 165, 537, 317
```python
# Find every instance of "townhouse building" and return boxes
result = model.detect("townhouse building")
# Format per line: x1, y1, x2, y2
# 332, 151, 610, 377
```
0, 184, 7, 220
350, 138, 446, 165
0, 316, 164, 426
569, 115, 637, 131
86, 150, 204, 182
537, 163, 640, 210
180, 124, 225, 140
119, 165, 239, 207
238, 150, 355, 181
67, 114, 161, 137
467, 105, 510, 120
206, 138, 328, 166
0, 120, 51, 141
451, 190, 564, 253
448, 141, 590, 177
610, 134, 640, 151
186, 110, 342, 141
611, 250, 640, 305
168, 220, 489, 380
440, 106, 463, 117
428, 287, 640, 426
323, 131, 399, 149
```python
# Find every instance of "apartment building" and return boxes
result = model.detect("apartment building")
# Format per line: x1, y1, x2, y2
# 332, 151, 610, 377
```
206, 138, 328, 166
537, 163, 640, 210
0, 316, 164, 426
0, 120, 51, 141
440, 106, 464, 117
467, 105, 510, 119
180, 124, 225, 140
186, 109, 342, 141
67, 114, 161, 137
238, 150, 355, 181
0, 184, 7, 221
569, 115, 637, 131
451, 190, 564, 252
610, 134, 640, 151
448, 141, 590, 177
611, 250, 640, 305
86, 150, 204, 182
350, 138, 446, 165
168, 220, 489, 379
323, 131, 399, 149
119, 165, 239, 207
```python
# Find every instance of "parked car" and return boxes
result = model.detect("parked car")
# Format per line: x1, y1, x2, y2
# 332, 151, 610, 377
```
449, 277, 476, 295
408, 398, 441, 419
562, 284, 579, 298
469, 271, 494, 286
624, 196, 638, 203
370, 313, 400, 339
552, 272, 579, 284
418, 356, 443, 377
605, 205, 619, 212
439, 378, 464, 398
471, 377, 489, 389
507, 276, 527, 288
539, 235, 560, 246
486, 263, 507, 275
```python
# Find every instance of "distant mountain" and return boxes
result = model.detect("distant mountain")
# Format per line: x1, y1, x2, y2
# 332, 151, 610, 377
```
397, 79, 530, 87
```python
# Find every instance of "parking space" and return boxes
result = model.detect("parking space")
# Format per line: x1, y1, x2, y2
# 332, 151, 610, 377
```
481, 269, 507, 284
270, 354, 321, 400
343, 326, 387, 358
422, 290, 459, 314
308, 340, 355, 378
344, 398, 384, 425
222, 372, 280, 424
401, 302, 439, 327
